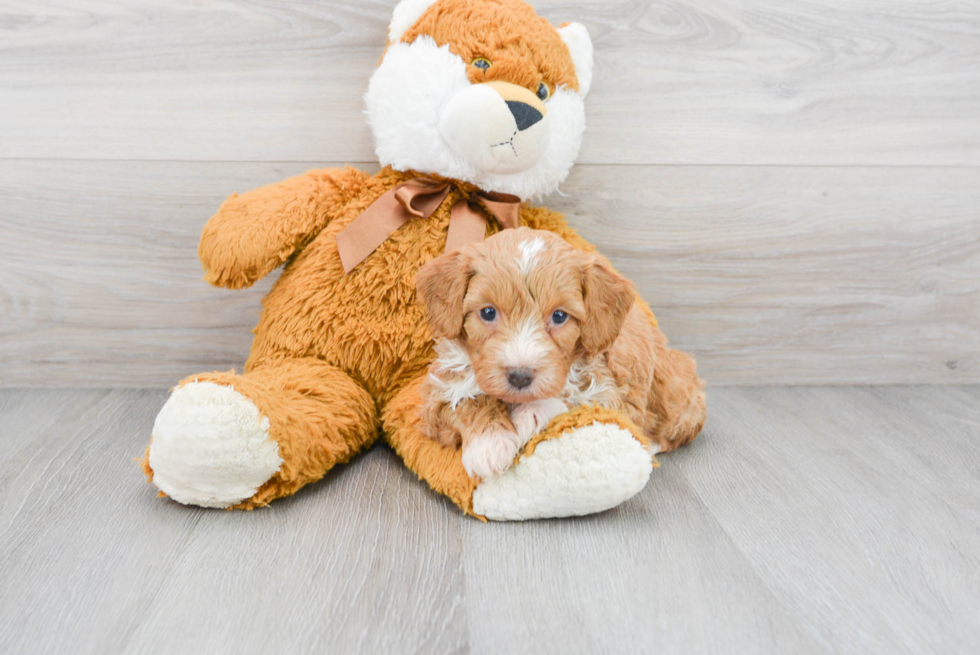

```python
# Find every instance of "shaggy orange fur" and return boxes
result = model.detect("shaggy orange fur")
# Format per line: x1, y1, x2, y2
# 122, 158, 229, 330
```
139, 164, 702, 515
139, 0, 706, 518
400, 0, 581, 94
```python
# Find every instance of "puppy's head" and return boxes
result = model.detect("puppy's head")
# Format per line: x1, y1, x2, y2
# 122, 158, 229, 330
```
417, 228, 635, 404
365, 0, 593, 200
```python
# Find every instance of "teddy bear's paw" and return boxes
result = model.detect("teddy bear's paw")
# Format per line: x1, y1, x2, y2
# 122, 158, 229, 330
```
472, 421, 653, 521
510, 398, 568, 442
148, 382, 283, 508
461, 427, 523, 480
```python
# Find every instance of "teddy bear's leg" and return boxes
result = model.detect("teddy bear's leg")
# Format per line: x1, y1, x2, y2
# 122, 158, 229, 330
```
140, 358, 378, 509
383, 377, 656, 521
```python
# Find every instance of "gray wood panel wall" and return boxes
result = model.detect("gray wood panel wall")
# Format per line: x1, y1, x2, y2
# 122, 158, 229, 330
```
1, 0, 978, 387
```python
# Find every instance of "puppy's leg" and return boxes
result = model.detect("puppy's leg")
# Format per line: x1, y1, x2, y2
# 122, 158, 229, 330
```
510, 398, 568, 443
647, 339, 706, 453
457, 396, 523, 480
420, 388, 524, 480
463, 425, 524, 480
419, 376, 466, 448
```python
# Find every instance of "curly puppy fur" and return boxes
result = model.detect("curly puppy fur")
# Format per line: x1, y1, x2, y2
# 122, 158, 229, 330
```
418, 228, 705, 478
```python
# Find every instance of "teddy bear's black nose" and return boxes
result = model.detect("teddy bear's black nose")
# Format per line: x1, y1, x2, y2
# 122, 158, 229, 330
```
506, 367, 534, 390
506, 101, 544, 131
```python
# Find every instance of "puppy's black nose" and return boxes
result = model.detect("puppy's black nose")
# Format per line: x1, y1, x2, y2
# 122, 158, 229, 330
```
506, 101, 543, 131
506, 367, 534, 390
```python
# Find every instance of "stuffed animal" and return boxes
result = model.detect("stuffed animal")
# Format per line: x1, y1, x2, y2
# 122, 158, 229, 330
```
140, 0, 706, 521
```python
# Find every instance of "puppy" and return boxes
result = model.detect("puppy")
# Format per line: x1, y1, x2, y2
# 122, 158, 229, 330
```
416, 227, 698, 479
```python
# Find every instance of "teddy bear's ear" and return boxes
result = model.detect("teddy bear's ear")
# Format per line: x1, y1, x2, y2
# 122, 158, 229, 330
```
558, 22, 594, 97
389, 0, 440, 43
416, 249, 474, 339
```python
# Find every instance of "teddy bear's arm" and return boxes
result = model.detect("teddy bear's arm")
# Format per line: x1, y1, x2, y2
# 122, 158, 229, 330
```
199, 167, 362, 289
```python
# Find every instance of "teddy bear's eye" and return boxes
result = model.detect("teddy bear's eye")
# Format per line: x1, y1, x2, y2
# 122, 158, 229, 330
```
472, 58, 492, 71
536, 82, 551, 101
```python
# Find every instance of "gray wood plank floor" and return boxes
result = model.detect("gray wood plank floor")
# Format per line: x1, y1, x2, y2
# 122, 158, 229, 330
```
1, 386, 977, 654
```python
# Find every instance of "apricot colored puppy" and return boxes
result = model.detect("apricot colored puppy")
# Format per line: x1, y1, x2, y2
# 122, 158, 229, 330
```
417, 228, 705, 479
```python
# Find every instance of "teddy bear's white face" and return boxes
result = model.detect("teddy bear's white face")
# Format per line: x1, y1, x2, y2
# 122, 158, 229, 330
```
364, 0, 593, 201
438, 78, 551, 176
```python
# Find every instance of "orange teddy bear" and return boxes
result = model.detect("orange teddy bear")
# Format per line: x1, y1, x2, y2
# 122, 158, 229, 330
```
140, 0, 706, 520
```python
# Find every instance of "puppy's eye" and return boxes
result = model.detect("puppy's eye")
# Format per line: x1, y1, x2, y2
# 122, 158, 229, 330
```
472, 58, 492, 71
479, 306, 497, 322
536, 82, 551, 101
551, 309, 568, 325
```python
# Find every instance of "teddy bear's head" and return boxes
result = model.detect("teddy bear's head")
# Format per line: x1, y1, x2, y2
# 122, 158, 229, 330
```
365, 0, 593, 200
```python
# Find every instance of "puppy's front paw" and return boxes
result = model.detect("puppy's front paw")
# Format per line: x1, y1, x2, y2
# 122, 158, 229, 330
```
462, 428, 522, 480
511, 398, 568, 442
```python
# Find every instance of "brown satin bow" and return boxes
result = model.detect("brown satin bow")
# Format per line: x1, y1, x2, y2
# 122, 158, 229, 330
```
335, 178, 521, 274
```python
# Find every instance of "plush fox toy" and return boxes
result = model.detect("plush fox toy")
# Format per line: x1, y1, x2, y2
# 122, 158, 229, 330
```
140, 0, 706, 520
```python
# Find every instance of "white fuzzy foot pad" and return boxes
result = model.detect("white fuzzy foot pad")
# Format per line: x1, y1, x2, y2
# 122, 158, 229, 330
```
472, 422, 654, 521
148, 382, 283, 508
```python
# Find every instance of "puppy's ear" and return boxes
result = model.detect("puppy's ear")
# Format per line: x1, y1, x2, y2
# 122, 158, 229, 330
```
580, 255, 636, 354
416, 250, 473, 339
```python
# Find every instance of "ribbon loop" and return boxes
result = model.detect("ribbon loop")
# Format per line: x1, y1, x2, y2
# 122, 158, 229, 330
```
335, 177, 521, 273
474, 190, 521, 230
394, 179, 450, 218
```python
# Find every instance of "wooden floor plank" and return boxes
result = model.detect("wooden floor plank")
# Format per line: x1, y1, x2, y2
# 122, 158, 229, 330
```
0, 389, 204, 655
1, 0, 977, 165
121, 446, 467, 655
682, 386, 980, 655
2, 160, 977, 387
461, 461, 822, 655
1, 387, 979, 653
0, 389, 110, 515
0, 389, 467, 655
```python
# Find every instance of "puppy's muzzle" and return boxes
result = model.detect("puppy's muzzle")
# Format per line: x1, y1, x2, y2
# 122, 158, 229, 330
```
506, 367, 534, 390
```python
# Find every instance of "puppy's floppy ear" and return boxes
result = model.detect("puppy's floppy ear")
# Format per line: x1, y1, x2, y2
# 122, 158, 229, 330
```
580, 254, 636, 354
416, 249, 473, 339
